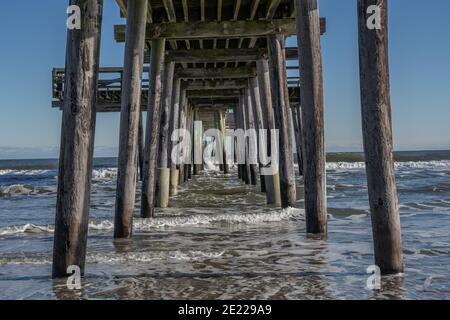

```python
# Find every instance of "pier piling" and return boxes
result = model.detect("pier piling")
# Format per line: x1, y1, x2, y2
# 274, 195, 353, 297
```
141, 38, 166, 218
53, 0, 103, 278
296, 0, 327, 234
357, 0, 403, 274
114, 0, 148, 238
268, 34, 297, 208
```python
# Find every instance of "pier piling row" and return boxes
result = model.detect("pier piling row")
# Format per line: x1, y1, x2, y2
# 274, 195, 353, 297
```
52, 0, 403, 278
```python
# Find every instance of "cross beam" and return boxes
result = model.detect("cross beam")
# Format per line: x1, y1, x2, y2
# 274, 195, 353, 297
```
183, 79, 248, 91
115, 19, 295, 42
144, 48, 300, 64
115, 18, 326, 42
176, 67, 255, 79
187, 89, 242, 99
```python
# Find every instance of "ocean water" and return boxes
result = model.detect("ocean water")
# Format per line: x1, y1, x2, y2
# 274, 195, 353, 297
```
0, 151, 450, 300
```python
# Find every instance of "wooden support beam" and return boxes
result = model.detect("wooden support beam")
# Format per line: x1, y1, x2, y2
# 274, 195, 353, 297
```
145, 47, 302, 64
200, 0, 205, 22
169, 78, 181, 196
250, 0, 261, 20
178, 89, 188, 185
266, 0, 282, 20
237, 95, 248, 183
138, 114, 145, 181
193, 109, 203, 174
180, 0, 190, 50
118, 0, 153, 23
357, 0, 403, 274
169, 79, 182, 171
114, 0, 148, 239
219, 111, 229, 173
187, 89, 242, 98
291, 105, 304, 176
268, 34, 297, 208
176, 67, 255, 79
114, 19, 297, 41
162, 0, 176, 22
116, 0, 126, 16
53, 0, 103, 279
141, 38, 166, 219
166, 48, 265, 63
184, 79, 247, 90
257, 58, 281, 206
250, 77, 266, 193
181, 0, 189, 22
185, 107, 193, 181
188, 97, 239, 105
233, 0, 242, 21
157, 61, 176, 208
296, 0, 326, 233
217, 0, 223, 21
244, 88, 258, 186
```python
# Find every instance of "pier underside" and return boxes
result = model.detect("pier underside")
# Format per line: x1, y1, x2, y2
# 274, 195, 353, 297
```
51, 0, 403, 279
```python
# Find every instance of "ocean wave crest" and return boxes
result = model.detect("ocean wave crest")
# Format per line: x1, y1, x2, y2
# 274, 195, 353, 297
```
0, 184, 56, 197
93, 168, 117, 179
326, 160, 450, 170
0, 169, 51, 176
0, 250, 226, 266
0, 208, 303, 237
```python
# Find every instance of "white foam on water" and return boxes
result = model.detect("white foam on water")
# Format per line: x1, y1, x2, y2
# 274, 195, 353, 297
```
134, 207, 304, 230
0, 250, 226, 266
326, 160, 450, 170
86, 250, 226, 264
0, 169, 51, 176
0, 168, 117, 179
0, 224, 54, 236
92, 168, 118, 179
0, 184, 56, 196
0, 208, 303, 237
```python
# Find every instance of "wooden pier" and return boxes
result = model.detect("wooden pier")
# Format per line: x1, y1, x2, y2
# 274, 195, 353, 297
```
52, 0, 403, 279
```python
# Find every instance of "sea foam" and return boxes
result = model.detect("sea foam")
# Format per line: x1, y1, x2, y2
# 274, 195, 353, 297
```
0, 208, 303, 237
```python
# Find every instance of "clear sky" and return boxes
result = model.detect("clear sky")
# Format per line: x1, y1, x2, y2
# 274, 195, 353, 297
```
0, 0, 449, 159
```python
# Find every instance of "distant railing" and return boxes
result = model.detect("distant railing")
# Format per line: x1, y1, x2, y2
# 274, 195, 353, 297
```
52, 66, 300, 110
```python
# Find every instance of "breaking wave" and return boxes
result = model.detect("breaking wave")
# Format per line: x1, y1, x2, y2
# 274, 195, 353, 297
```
0, 184, 56, 197
0, 250, 226, 266
0, 208, 303, 237
326, 160, 450, 170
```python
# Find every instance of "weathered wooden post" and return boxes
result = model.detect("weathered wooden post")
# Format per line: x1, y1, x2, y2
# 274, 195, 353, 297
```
141, 38, 166, 218
240, 93, 251, 184
157, 61, 175, 208
193, 108, 203, 175
53, 0, 103, 278
250, 77, 266, 193
169, 78, 181, 196
233, 106, 242, 180
291, 106, 304, 176
237, 95, 248, 183
219, 111, 229, 174
178, 88, 187, 185
214, 111, 224, 172
114, 0, 148, 239
296, 0, 327, 234
268, 35, 297, 208
138, 113, 145, 181
185, 106, 193, 181
257, 58, 281, 207
357, 0, 403, 274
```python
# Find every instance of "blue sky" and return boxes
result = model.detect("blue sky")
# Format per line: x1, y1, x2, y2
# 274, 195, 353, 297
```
0, 0, 449, 159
